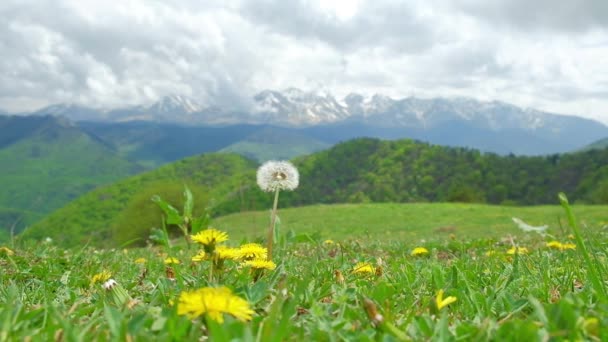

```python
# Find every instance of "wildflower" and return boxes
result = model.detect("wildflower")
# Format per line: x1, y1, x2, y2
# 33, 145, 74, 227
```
436, 289, 457, 310
256, 160, 299, 192
164, 257, 180, 265
324, 239, 335, 245
102, 279, 133, 307
237, 243, 268, 261
242, 258, 277, 270
546, 241, 563, 249
91, 270, 112, 285
352, 262, 375, 275
411, 247, 429, 256
191, 228, 229, 249
0, 246, 14, 256
561, 243, 576, 250
134, 257, 147, 264
545, 241, 576, 251
506, 247, 528, 255
215, 246, 240, 260
177, 287, 254, 323
257, 160, 299, 261
191, 251, 206, 262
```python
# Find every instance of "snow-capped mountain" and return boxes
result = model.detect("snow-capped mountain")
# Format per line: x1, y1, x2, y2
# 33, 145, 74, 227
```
32, 103, 104, 122
252, 88, 350, 125
21, 88, 608, 155
105, 94, 206, 123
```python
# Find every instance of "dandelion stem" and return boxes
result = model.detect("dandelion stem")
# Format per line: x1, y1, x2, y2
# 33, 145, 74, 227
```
266, 188, 280, 261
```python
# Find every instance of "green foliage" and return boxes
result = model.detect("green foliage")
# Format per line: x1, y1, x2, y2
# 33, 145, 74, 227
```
151, 185, 211, 245
111, 182, 209, 247
260, 138, 608, 207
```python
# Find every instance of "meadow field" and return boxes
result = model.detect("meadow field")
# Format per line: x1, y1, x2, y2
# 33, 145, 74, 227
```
1, 197, 607, 341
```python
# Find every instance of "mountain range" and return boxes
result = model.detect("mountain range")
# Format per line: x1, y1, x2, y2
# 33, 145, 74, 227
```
17, 88, 608, 155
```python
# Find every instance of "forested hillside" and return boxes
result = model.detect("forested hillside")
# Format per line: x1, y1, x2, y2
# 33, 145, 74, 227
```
0, 115, 143, 235
22, 138, 608, 247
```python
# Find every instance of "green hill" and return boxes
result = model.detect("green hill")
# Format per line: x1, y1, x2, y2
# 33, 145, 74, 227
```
213, 138, 608, 214
581, 137, 608, 151
219, 126, 330, 162
0, 115, 143, 235
20, 153, 257, 247
22, 137, 608, 248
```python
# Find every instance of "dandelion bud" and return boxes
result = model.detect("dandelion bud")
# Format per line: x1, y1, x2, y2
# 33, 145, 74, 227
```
102, 279, 133, 307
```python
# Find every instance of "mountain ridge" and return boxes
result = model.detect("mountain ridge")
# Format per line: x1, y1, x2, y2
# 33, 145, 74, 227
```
10, 89, 608, 155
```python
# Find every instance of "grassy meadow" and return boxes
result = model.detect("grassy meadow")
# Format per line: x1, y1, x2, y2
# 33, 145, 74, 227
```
2, 198, 607, 341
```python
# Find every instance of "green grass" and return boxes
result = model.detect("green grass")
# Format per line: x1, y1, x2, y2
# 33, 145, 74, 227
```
213, 202, 608, 242
2, 200, 607, 340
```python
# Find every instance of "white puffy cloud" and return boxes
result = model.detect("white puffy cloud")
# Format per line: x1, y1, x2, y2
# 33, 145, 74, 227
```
0, 0, 607, 124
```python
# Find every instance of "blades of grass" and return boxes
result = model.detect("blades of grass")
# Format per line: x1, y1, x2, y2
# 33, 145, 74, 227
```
558, 193, 607, 300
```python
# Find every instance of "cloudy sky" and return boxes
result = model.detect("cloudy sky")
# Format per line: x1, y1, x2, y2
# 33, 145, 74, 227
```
1, 0, 608, 123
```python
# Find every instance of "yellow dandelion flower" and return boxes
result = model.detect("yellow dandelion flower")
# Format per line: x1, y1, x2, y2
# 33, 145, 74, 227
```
561, 243, 576, 250
164, 257, 180, 264
352, 262, 375, 274
191, 228, 229, 246
506, 247, 528, 255
91, 270, 112, 285
546, 241, 563, 249
237, 243, 268, 261
411, 247, 429, 256
0, 246, 15, 256
215, 246, 240, 260
242, 258, 276, 270
134, 258, 147, 264
323, 239, 335, 245
191, 251, 206, 262
436, 289, 457, 310
177, 287, 254, 323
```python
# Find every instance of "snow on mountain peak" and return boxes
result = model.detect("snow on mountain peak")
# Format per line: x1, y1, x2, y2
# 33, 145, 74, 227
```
150, 94, 202, 114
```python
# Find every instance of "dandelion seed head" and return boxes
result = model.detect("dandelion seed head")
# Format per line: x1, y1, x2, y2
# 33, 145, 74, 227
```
256, 160, 299, 192
102, 279, 117, 290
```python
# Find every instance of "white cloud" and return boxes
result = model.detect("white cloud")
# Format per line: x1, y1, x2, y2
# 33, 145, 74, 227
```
0, 0, 607, 124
